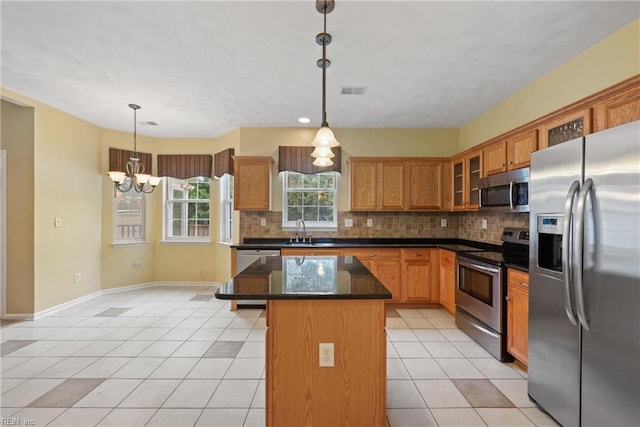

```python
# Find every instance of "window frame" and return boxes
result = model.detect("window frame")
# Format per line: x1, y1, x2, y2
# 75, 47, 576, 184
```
282, 171, 338, 230
112, 187, 146, 245
163, 176, 212, 243
219, 174, 234, 243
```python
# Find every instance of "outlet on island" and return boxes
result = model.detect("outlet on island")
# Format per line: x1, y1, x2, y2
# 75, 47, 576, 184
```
319, 343, 334, 367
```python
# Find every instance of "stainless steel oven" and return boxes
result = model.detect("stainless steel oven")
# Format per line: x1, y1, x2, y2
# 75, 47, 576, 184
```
455, 254, 510, 361
454, 227, 529, 362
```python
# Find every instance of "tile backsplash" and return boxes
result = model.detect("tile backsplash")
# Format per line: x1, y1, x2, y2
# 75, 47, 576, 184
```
239, 211, 529, 245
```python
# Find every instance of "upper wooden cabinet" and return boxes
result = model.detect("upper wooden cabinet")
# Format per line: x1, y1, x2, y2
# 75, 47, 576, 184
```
539, 108, 591, 149
349, 158, 445, 211
233, 156, 273, 211
451, 150, 482, 211
593, 85, 640, 132
350, 159, 404, 211
405, 160, 444, 210
484, 130, 538, 176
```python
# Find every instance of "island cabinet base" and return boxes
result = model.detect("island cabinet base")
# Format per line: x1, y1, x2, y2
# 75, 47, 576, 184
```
266, 299, 387, 427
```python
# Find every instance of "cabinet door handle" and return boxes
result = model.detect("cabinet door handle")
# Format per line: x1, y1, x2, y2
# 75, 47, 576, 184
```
520, 282, 528, 287
413, 253, 423, 257
505, 296, 510, 301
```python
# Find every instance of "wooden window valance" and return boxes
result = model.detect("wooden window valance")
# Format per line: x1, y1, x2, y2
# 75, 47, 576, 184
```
157, 154, 213, 179
213, 148, 235, 178
109, 148, 153, 174
278, 146, 342, 174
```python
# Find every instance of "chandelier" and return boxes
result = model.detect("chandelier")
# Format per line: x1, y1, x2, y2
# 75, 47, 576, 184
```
107, 104, 161, 193
310, 0, 339, 167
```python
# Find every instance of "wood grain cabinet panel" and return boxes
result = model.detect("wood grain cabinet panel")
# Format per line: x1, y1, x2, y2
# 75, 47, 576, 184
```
233, 156, 273, 211
401, 249, 439, 303
343, 249, 402, 302
405, 160, 444, 210
452, 151, 482, 210
439, 250, 456, 314
593, 85, 640, 132
539, 108, 591, 149
507, 268, 529, 366
349, 159, 404, 211
484, 140, 508, 176
484, 130, 537, 176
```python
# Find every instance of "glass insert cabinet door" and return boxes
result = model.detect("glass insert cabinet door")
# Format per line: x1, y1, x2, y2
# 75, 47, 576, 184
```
283, 257, 337, 294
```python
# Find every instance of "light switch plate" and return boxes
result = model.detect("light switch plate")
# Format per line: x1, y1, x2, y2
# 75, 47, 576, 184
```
54, 217, 62, 228
441, 218, 447, 228
344, 218, 353, 227
260, 218, 267, 226
482, 218, 488, 229
366, 218, 373, 227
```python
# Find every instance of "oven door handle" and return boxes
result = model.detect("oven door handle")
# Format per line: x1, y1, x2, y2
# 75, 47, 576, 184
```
509, 180, 515, 210
457, 258, 499, 275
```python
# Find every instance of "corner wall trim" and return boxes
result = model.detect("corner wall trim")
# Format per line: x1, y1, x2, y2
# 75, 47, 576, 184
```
1, 281, 221, 321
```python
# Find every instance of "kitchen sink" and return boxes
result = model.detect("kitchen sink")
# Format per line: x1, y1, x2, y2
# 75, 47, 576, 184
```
284, 241, 336, 247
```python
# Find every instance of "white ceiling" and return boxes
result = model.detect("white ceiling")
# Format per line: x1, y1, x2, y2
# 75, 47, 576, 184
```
2, 1, 638, 138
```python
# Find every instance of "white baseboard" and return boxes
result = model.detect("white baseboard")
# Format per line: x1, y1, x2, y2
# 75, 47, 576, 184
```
2, 281, 222, 321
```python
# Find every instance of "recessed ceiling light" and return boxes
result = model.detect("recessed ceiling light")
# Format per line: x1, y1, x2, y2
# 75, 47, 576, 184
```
298, 117, 311, 124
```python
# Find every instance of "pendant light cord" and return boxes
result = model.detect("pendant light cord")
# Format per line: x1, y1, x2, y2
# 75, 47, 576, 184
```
321, 3, 328, 128
132, 107, 138, 157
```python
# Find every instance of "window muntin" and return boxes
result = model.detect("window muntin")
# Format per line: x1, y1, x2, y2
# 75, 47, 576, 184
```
113, 189, 145, 244
219, 174, 234, 242
282, 171, 337, 228
164, 177, 211, 241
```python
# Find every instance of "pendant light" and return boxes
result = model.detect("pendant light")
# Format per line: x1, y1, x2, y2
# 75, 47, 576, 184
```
311, 0, 338, 167
107, 104, 161, 193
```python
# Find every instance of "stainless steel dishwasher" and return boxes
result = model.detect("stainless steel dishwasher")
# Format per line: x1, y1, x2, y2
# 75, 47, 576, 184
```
235, 249, 280, 307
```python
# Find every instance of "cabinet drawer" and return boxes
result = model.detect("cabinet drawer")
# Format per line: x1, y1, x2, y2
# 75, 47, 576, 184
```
401, 248, 434, 260
439, 250, 456, 269
508, 268, 529, 288
342, 248, 400, 260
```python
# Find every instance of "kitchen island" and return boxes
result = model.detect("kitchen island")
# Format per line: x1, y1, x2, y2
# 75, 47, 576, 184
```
216, 255, 391, 427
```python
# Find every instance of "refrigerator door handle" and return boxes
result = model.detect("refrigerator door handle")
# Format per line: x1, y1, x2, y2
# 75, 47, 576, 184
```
562, 180, 581, 326
574, 178, 593, 331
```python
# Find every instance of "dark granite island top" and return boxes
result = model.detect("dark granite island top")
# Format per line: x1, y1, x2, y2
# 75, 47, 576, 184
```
215, 255, 392, 301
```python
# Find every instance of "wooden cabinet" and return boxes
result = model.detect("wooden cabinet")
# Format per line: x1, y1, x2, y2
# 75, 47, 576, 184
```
343, 248, 402, 302
439, 250, 456, 314
349, 159, 404, 211
233, 156, 273, 211
451, 150, 482, 210
484, 130, 538, 176
539, 108, 591, 149
593, 85, 640, 132
507, 268, 529, 366
401, 249, 439, 303
405, 160, 444, 210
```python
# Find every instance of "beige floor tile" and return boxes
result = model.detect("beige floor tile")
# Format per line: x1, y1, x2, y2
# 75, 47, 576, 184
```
163, 379, 220, 408
236, 341, 265, 358
415, 379, 470, 408
490, 379, 537, 408
244, 408, 265, 427
386, 380, 427, 408
148, 358, 199, 379
520, 407, 560, 426
73, 357, 131, 378
195, 408, 248, 426
386, 318, 410, 329
28, 378, 105, 407
431, 408, 486, 426
0, 378, 65, 407
35, 357, 97, 378
118, 379, 181, 407
2, 357, 64, 378
404, 318, 435, 329
96, 408, 156, 426
47, 408, 112, 426
422, 342, 464, 358
403, 358, 448, 380
387, 358, 411, 380
476, 408, 535, 426
111, 357, 165, 379
187, 358, 234, 379
470, 358, 523, 379
9, 407, 66, 427
74, 379, 142, 407
387, 408, 438, 427
146, 408, 203, 426
224, 358, 264, 379
436, 358, 485, 379
208, 379, 259, 408
393, 342, 431, 358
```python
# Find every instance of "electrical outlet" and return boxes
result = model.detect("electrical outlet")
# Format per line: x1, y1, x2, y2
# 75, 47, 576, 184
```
260, 218, 267, 226
54, 217, 62, 228
74, 273, 81, 283
366, 218, 373, 227
482, 218, 488, 229
319, 343, 334, 367
133, 259, 142, 267
441, 218, 447, 228
344, 218, 353, 227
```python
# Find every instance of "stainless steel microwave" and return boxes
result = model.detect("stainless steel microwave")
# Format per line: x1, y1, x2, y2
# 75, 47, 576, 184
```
479, 168, 529, 212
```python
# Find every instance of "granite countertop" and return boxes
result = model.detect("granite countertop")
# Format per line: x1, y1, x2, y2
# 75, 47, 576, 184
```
215, 255, 392, 300
232, 237, 502, 252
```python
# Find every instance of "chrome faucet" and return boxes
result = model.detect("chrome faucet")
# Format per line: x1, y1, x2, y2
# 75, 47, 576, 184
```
295, 218, 307, 242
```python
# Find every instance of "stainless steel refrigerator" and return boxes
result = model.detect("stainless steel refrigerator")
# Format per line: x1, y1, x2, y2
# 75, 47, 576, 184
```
529, 120, 639, 427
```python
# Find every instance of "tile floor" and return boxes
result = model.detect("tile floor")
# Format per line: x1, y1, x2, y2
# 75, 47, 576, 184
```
0, 285, 559, 426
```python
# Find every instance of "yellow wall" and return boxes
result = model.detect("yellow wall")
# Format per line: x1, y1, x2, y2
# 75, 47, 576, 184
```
460, 19, 640, 150
1, 99, 35, 314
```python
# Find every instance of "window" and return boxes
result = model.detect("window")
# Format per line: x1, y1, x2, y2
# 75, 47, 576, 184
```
282, 171, 337, 228
164, 177, 211, 241
219, 174, 234, 242
113, 189, 145, 244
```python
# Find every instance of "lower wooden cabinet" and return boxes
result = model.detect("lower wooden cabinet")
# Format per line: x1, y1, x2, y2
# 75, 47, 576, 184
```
343, 249, 402, 302
439, 250, 456, 314
401, 249, 439, 303
507, 268, 529, 366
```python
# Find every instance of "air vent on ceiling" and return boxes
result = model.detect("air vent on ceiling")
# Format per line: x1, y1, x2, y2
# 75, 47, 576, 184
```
138, 121, 159, 126
340, 86, 367, 95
